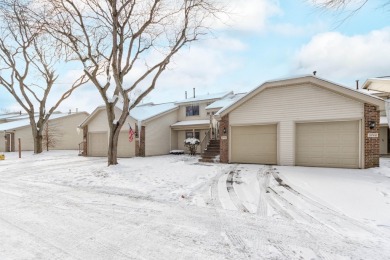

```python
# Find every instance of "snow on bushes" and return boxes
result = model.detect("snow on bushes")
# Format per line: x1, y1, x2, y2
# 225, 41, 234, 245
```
184, 138, 200, 155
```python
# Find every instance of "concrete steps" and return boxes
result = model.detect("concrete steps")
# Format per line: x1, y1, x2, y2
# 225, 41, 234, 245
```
199, 140, 220, 163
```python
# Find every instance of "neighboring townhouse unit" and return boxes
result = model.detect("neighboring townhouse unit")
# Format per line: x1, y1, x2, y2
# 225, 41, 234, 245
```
215, 75, 384, 169
360, 77, 390, 155
170, 91, 232, 153
81, 92, 232, 157
79, 102, 178, 157
0, 112, 89, 152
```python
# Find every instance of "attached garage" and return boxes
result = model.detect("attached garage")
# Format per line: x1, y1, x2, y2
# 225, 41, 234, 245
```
88, 132, 108, 157
296, 121, 360, 168
231, 125, 277, 164
216, 75, 384, 169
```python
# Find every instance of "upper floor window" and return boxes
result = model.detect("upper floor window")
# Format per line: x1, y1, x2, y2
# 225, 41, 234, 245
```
186, 105, 199, 116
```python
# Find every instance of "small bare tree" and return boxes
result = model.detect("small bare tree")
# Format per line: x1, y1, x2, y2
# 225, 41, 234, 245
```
42, 120, 63, 151
41, 0, 222, 165
0, 0, 87, 153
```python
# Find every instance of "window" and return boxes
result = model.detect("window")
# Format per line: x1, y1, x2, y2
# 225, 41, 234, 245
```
186, 131, 200, 140
186, 105, 199, 116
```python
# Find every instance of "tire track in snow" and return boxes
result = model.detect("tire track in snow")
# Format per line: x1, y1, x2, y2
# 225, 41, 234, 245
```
272, 169, 386, 237
0, 215, 81, 260
226, 168, 249, 213
206, 165, 254, 259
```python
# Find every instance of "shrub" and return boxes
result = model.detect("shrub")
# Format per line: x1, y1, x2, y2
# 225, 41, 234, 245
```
184, 138, 200, 155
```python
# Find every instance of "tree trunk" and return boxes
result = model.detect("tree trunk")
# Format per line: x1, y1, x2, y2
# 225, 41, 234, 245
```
107, 127, 120, 165
34, 134, 43, 154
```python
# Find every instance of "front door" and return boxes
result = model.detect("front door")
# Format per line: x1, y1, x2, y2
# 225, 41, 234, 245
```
5, 133, 15, 152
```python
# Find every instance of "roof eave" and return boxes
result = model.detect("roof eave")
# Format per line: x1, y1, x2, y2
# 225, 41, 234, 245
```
141, 106, 179, 124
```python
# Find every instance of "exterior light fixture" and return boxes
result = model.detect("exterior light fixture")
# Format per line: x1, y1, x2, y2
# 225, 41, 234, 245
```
223, 127, 227, 134
369, 121, 376, 129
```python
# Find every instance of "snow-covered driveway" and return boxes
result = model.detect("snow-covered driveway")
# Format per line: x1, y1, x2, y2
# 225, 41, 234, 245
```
0, 151, 389, 259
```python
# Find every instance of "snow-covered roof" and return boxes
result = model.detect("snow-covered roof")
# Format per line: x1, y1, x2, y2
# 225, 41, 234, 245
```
0, 113, 22, 120
130, 102, 178, 122
205, 93, 247, 110
175, 91, 233, 105
0, 113, 82, 131
171, 120, 209, 127
358, 89, 384, 95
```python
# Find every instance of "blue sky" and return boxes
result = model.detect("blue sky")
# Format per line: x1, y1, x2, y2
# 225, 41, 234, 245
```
1, 0, 390, 113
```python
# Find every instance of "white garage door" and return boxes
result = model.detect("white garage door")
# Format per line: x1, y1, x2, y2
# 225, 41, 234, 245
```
117, 131, 135, 158
296, 121, 360, 168
88, 132, 108, 157
231, 125, 277, 164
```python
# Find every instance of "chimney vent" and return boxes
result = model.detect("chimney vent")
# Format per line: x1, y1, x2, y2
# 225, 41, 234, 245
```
193, 88, 195, 98
185, 91, 187, 99
68, 109, 71, 115
356, 80, 359, 90
76, 108, 78, 113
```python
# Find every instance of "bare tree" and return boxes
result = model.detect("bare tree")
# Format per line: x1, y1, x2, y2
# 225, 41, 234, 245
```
41, 0, 222, 165
309, 0, 384, 13
43, 120, 63, 151
0, 0, 87, 153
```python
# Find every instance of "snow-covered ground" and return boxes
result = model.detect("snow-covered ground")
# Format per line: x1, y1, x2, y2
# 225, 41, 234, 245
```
0, 151, 389, 259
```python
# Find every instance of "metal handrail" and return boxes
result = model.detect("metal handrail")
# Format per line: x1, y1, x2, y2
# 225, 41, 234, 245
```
200, 129, 210, 155
78, 141, 85, 156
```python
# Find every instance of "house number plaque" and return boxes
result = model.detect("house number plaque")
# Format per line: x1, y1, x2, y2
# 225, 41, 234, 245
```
367, 133, 378, 138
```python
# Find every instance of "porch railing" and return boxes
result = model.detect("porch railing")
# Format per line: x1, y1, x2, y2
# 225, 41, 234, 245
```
199, 129, 210, 155
78, 141, 86, 156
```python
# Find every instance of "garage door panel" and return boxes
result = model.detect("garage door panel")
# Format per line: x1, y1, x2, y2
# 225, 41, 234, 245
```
89, 132, 108, 157
117, 132, 135, 157
231, 125, 277, 164
296, 121, 359, 168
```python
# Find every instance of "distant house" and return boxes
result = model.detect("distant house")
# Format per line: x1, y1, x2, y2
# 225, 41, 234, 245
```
0, 112, 89, 152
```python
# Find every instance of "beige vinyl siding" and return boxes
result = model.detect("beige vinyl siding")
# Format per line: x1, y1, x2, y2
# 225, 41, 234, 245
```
117, 131, 135, 157
145, 110, 178, 156
15, 127, 34, 151
380, 126, 388, 155
46, 113, 88, 150
170, 130, 178, 150
229, 83, 364, 166
177, 102, 209, 121
88, 109, 110, 130
366, 81, 390, 93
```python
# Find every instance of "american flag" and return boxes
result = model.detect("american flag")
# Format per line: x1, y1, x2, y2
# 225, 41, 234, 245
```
128, 126, 134, 142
